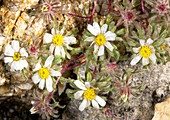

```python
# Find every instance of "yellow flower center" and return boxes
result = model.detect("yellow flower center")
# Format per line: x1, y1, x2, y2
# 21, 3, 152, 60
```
52, 34, 64, 46
13, 52, 21, 61
83, 88, 96, 101
38, 67, 50, 79
139, 45, 152, 58
95, 34, 106, 46
41, 5, 49, 12
160, 44, 167, 50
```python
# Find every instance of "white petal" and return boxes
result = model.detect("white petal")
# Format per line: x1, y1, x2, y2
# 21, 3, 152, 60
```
149, 53, 157, 64
60, 28, 64, 35
10, 61, 18, 71
51, 28, 56, 36
139, 39, 145, 46
133, 47, 140, 53
60, 46, 65, 58
146, 38, 153, 45
142, 58, 149, 66
20, 60, 28, 69
20, 48, 28, 57
79, 99, 87, 111
50, 44, 55, 54
74, 91, 84, 99
85, 82, 90, 88
46, 76, 53, 92
44, 55, 54, 68
84, 37, 95, 42
43, 33, 53, 43
104, 31, 116, 41
32, 72, 41, 84
130, 54, 142, 66
54, 46, 60, 56
4, 57, 13, 63
4, 44, 14, 56
50, 69, 61, 76
39, 79, 45, 90
64, 37, 76, 44
74, 80, 87, 90
87, 100, 91, 107
33, 63, 41, 71
12, 40, 20, 52
98, 45, 104, 56
105, 42, 113, 51
92, 100, 99, 109
95, 95, 106, 107
87, 24, 98, 36
101, 24, 108, 34
93, 22, 100, 35
94, 44, 99, 53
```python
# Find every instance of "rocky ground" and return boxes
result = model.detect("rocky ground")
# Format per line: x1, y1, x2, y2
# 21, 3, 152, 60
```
0, 0, 169, 120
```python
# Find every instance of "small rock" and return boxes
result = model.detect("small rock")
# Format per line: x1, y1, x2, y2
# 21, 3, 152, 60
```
14, 17, 27, 37
152, 95, 170, 120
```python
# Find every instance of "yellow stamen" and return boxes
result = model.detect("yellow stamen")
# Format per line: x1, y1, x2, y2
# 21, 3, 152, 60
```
13, 52, 21, 61
83, 88, 96, 100
139, 46, 152, 58
38, 67, 50, 79
52, 34, 64, 46
42, 5, 49, 12
160, 44, 167, 50
95, 34, 106, 46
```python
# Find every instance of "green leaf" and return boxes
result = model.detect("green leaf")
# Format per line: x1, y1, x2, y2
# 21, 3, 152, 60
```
87, 72, 92, 81
22, 69, 28, 80
116, 28, 125, 35
115, 37, 123, 41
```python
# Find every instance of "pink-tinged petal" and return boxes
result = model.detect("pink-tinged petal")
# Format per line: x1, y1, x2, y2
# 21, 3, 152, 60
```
142, 58, 149, 66
39, 79, 45, 90
85, 82, 90, 88
20, 48, 28, 57
92, 100, 99, 109
98, 45, 104, 56
95, 95, 106, 107
74, 91, 84, 99
46, 75, 53, 92
133, 47, 140, 53
146, 38, 153, 45
43, 33, 53, 43
94, 44, 99, 53
64, 37, 76, 44
51, 28, 56, 36
50, 44, 55, 54
50, 69, 61, 76
32, 72, 41, 84
150, 46, 155, 53
84, 37, 95, 42
130, 54, 142, 66
33, 63, 41, 71
101, 24, 108, 34
60, 46, 65, 58
104, 31, 116, 41
54, 46, 60, 56
87, 24, 98, 36
44, 55, 54, 68
60, 28, 64, 35
4, 57, 13, 63
79, 99, 87, 111
74, 80, 87, 90
93, 22, 100, 35
12, 40, 20, 52
149, 53, 157, 64
139, 40, 145, 46
5, 44, 14, 56
105, 42, 113, 51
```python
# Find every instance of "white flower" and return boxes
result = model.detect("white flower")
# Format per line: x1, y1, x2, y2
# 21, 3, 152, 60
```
32, 55, 61, 92
43, 28, 76, 58
74, 80, 106, 111
130, 38, 157, 66
4, 40, 28, 71
85, 22, 116, 56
